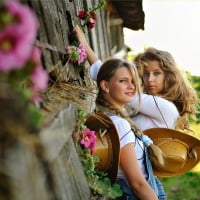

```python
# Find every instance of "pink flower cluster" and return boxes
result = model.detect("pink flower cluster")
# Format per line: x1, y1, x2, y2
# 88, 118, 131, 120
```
77, 10, 97, 29
65, 44, 87, 65
81, 128, 97, 154
0, 0, 48, 103
0, 0, 38, 71
30, 47, 49, 103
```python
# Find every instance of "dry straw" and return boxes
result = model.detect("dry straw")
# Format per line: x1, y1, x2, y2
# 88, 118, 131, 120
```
41, 61, 97, 125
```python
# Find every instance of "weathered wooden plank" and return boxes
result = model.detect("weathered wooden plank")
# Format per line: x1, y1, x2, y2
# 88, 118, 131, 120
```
57, 138, 91, 199
2, 143, 51, 200
0, 1, 123, 199
29, 0, 70, 71
39, 103, 76, 161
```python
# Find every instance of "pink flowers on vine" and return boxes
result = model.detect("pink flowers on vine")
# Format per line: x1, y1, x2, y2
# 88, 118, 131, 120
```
65, 44, 87, 65
0, 0, 39, 71
0, 0, 48, 103
81, 128, 97, 154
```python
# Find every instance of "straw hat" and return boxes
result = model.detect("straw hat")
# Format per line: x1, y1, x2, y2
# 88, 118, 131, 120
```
85, 112, 120, 183
144, 128, 200, 177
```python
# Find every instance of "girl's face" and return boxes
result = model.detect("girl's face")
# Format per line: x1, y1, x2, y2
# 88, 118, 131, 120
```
101, 67, 135, 109
142, 60, 165, 95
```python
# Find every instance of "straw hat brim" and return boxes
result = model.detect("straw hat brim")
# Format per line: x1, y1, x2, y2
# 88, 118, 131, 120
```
144, 128, 200, 177
85, 112, 120, 183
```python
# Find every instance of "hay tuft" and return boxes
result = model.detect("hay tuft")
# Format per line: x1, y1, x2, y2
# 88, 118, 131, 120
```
41, 61, 97, 126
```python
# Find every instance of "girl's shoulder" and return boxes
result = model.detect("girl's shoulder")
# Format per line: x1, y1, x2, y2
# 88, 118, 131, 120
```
108, 115, 135, 145
108, 115, 131, 133
142, 94, 178, 112
108, 115, 130, 125
89, 59, 103, 81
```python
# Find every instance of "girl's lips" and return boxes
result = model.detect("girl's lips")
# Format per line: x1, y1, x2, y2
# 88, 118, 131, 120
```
147, 85, 156, 89
126, 92, 134, 97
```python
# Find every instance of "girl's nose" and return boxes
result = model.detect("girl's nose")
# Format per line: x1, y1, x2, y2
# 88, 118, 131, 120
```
148, 73, 154, 82
128, 82, 135, 89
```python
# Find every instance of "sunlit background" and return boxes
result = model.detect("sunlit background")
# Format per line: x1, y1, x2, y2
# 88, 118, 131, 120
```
124, 0, 200, 76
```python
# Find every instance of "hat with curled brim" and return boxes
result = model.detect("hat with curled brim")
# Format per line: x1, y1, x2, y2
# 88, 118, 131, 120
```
85, 112, 120, 183
144, 127, 200, 177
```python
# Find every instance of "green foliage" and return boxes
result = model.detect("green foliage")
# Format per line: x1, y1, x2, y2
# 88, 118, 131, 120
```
89, 177, 122, 199
73, 108, 122, 199
28, 104, 42, 128
191, 75, 200, 93
160, 171, 200, 200
190, 122, 200, 138
0, 72, 42, 130
190, 75, 200, 122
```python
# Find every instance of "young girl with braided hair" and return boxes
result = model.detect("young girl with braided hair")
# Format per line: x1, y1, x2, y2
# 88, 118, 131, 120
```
72, 25, 174, 199
94, 58, 166, 199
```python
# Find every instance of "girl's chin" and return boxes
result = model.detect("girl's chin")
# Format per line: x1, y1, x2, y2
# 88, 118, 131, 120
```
147, 90, 157, 95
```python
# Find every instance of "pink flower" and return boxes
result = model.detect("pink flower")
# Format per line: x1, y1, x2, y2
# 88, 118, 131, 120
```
31, 92, 42, 103
77, 10, 87, 20
6, 0, 39, 40
77, 44, 87, 64
31, 66, 48, 91
0, 0, 39, 72
29, 47, 48, 91
65, 44, 87, 65
30, 46, 41, 65
81, 128, 97, 154
30, 66, 48, 103
0, 27, 33, 71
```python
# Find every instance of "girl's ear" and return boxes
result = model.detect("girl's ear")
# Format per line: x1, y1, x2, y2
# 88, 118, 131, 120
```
100, 80, 109, 93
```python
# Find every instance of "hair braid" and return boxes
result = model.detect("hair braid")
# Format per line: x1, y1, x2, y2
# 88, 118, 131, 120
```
96, 94, 143, 137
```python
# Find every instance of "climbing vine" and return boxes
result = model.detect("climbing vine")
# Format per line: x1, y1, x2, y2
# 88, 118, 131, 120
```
72, 108, 122, 199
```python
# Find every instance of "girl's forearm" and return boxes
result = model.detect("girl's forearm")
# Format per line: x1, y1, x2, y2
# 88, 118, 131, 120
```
73, 25, 98, 65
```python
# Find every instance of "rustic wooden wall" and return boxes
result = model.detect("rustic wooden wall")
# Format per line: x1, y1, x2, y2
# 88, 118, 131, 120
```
1, 0, 127, 199
29, 0, 99, 199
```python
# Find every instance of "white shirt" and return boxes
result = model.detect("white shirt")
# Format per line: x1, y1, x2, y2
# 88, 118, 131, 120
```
109, 115, 148, 180
128, 94, 179, 130
90, 60, 179, 130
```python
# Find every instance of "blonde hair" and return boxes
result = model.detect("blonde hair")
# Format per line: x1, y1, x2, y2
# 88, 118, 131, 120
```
135, 47, 199, 118
96, 58, 143, 134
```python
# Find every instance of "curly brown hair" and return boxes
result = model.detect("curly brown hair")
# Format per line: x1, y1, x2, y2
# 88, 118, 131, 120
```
134, 47, 199, 118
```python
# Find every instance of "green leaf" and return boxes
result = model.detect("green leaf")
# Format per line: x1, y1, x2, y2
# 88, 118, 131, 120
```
28, 104, 42, 128
108, 183, 123, 199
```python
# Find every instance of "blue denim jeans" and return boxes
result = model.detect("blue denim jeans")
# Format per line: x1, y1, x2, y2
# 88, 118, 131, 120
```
116, 148, 167, 200
155, 177, 167, 200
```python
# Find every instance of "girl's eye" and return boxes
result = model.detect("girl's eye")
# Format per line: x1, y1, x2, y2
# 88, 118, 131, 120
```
119, 79, 126, 83
120, 79, 127, 82
143, 72, 149, 77
154, 71, 161, 76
